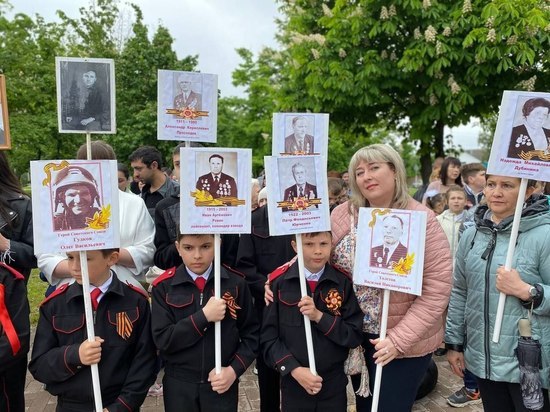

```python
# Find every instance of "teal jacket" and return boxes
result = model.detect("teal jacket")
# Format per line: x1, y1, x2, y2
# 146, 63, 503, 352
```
446, 194, 550, 386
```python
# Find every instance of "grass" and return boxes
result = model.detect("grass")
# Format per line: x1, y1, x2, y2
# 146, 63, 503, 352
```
27, 268, 48, 326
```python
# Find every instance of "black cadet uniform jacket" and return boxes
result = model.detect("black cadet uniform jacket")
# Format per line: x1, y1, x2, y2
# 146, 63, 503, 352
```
261, 262, 363, 378
151, 265, 259, 383
29, 273, 156, 412
0, 262, 30, 373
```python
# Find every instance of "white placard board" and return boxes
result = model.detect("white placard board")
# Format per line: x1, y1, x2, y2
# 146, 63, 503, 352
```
179, 148, 251, 234
353, 208, 427, 296
487, 91, 550, 180
265, 155, 330, 236
157, 70, 218, 142
31, 160, 120, 254
272, 113, 329, 159
55, 57, 116, 134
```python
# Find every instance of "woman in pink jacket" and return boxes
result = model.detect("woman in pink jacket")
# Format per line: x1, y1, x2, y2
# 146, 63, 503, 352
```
331, 144, 453, 411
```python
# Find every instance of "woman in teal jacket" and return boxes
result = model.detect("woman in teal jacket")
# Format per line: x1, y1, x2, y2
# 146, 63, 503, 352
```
446, 175, 550, 411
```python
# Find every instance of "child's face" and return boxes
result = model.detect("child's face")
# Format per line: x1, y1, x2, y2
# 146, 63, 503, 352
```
175, 235, 214, 275
67, 250, 118, 286
292, 232, 332, 274
447, 192, 467, 214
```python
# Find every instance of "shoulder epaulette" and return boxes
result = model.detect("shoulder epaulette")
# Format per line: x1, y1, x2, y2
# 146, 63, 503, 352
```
222, 264, 245, 278
125, 282, 149, 299
0, 262, 24, 281
330, 263, 353, 281
40, 283, 70, 306
152, 267, 177, 287
268, 260, 293, 283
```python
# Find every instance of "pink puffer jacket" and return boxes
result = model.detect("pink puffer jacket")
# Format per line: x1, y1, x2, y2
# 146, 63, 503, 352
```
331, 198, 452, 358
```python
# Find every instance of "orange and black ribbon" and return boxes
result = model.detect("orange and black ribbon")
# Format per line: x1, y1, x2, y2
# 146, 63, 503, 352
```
324, 288, 343, 316
0, 284, 21, 355
116, 312, 133, 340
222, 292, 241, 320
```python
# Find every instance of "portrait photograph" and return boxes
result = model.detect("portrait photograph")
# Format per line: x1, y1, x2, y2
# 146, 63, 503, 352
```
265, 155, 330, 236
179, 147, 251, 234
30, 159, 120, 254
56, 57, 116, 134
157, 70, 218, 142
272, 113, 329, 158
0, 75, 11, 149
354, 208, 427, 296
488, 91, 550, 181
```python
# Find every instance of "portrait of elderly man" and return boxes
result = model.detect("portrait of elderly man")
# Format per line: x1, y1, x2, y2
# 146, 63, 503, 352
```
53, 166, 101, 231
196, 154, 237, 200
282, 162, 318, 211
284, 116, 315, 154
370, 214, 408, 269
173, 73, 202, 111
63, 67, 109, 131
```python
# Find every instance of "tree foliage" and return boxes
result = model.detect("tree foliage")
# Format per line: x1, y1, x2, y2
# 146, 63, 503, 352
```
0, 0, 198, 173
274, 0, 550, 180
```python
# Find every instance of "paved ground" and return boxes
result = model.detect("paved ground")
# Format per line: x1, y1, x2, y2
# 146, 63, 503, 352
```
23, 353, 484, 411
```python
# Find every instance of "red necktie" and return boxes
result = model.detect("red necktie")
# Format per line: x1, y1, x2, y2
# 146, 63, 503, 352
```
90, 288, 102, 311
195, 276, 206, 292
307, 280, 318, 292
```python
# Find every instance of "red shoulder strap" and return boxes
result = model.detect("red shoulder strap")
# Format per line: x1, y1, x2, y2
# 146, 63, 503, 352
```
40, 283, 70, 306
0, 262, 24, 280
268, 260, 294, 283
152, 267, 177, 287
125, 282, 149, 299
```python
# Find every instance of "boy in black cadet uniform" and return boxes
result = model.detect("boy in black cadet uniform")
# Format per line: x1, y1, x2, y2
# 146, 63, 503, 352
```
151, 233, 259, 412
0, 262, 30, 412
29, 249, 156, 411
261, 231, 363, 412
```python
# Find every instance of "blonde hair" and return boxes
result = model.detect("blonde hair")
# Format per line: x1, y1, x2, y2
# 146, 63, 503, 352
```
347, 144, 410, 213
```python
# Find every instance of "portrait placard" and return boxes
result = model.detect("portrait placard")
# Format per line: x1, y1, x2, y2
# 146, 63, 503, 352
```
272, 113, 329, 158
157, 70, 218, 143
487, 90, 550, 181
265, 155, 330, 236
353, 208, 427, 296
180, 148, 251, 234
56, 57, 116, 134
0, 75, 11, 150
30, 160, 120, 254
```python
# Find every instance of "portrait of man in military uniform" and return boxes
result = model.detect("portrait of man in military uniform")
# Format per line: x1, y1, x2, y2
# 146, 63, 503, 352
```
195, 154, 238, 200
173, 72, 202, 111
52, 165, 102, 231
284, 115, 315, 154
370, 214, 408, 269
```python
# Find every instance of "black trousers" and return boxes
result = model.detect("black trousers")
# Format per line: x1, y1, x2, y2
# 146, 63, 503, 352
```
163, 373, 238, 412
0, 356, 27, 412
477, 377, 550, 412
256, 301, 281, 412
351, 333, 431, 412
280, 371, 347, 412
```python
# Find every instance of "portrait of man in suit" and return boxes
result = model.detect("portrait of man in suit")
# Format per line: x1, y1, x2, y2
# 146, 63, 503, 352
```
174, 73, 202, 111
196, 154, 237, 200
282, 162, 317, 211
284, 116, 314, 154
370, 214, 408, 269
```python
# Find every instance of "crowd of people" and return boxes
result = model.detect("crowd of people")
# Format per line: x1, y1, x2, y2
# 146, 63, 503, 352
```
1, 140, 550, 412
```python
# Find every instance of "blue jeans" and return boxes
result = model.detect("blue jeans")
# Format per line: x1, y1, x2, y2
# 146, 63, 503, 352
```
464, 368, 478, 391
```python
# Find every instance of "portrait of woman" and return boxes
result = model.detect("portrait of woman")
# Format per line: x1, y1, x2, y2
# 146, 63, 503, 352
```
507, 97, 550, 160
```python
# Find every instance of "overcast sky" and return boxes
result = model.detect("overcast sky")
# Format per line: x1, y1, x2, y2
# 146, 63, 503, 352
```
8, 0, 480, 149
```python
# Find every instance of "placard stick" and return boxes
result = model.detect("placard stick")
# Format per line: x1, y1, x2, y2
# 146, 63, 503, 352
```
296, 234, 317, 375
215, 233, 222, 374
492, 178, 527, 343
82, 132, 103, 411
371, 288, 390, 412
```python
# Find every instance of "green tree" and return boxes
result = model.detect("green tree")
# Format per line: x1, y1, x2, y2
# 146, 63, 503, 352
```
275, 0, 549, 181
